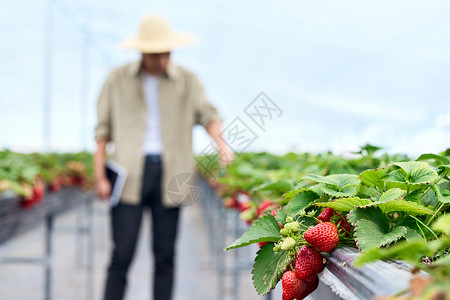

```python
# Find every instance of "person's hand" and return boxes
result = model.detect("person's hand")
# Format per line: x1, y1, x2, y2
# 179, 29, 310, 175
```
96, 177, 111, 200
218, 147, 234, 167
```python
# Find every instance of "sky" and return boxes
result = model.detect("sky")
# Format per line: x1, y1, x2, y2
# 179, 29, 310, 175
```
0, 0, 449, 158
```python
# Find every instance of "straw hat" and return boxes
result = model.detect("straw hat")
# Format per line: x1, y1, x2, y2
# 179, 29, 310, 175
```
121, 14, 195, 53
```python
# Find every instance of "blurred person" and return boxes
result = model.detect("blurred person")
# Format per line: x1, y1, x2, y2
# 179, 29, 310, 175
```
93, 14, 233, 300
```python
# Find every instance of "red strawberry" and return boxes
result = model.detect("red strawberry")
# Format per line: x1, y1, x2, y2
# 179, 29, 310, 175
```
258, 242, 268, 248
257, 199, 273, 217
295, 246, 324, 280
304, 222, 339, 253
238, 201, 250, 212
317, 207, 336, 222
318, 207, 351, 235
223, 197, 238, 209
282, 270, 306, 300
296, 275, 319, 299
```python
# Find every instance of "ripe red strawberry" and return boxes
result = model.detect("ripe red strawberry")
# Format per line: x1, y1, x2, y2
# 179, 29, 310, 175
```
238, 201, 250, 212
304, 222, 339, 253
296, 275, 319, 299
223, 197, 238, 209
257, 199, 273, 217
282, 270, 306, 300
295, 246, 324, 280
317, 207, 336, 222
318, 207, 352, 235
258, 242, 268, 248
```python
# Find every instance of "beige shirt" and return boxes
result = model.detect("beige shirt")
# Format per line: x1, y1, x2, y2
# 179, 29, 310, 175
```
95, 60, 221, 207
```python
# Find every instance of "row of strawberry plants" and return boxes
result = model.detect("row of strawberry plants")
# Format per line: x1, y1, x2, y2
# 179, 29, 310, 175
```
199, 148, 450, 299
0, 151, 94, 209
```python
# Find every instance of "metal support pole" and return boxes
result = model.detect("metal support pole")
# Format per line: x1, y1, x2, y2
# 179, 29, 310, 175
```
45, 214, 53, 300
43, 0, 53, 152
233, 211, 240, 300
85, 196, 94, 300
76, 205, 85, 266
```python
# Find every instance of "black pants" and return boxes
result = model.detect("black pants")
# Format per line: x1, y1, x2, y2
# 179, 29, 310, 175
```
103, 157, 180, 300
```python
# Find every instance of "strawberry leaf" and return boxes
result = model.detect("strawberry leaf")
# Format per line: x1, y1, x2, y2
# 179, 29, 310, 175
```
348, 207, 408, 251
359, 199, 433, 215
252, 243, 291, 295
355, 221, 407, 251
315, 197, 372, 212
225, 214, 282, 250
385, 162, 438, 185
274, 206, 287, 227
359, 166, 389, 188
285, 189, 319, 217
320, 185, 358, 198
432, 185, 450, 204
347, 207, 389, 229
378, 188, 405, 202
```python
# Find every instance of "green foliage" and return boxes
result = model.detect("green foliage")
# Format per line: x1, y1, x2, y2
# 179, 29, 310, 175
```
220, 148, 450, 296
225, 214, 282, 250
284, 189, 319, 217
252, 243, 292, 295
315, 197, 372, 212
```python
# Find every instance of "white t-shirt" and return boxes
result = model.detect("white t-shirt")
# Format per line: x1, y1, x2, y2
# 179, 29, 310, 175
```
142, 73, 163, 154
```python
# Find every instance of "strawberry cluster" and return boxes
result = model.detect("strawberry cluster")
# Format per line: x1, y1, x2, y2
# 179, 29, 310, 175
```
277, 208, 352, 300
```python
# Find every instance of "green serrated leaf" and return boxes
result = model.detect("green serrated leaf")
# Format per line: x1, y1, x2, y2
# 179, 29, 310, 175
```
359, 199, 433, 215
320, 185, 358, 198
404, 227, 422, 241
327, 174, 361, 190
300, 174, 337, 187
432, 185, 450, 204
359, 167, 389, 188
315, 197, 372, 212
300, 174, 360, 191
347, 207, 389, 230
285, 189, 319, 217
378, 188, 405, 202
275, 207, 287, 227
393, 161, 439, 185
225, 215, 281, 250
354, 221, 407, 251
252, 244, 291, 295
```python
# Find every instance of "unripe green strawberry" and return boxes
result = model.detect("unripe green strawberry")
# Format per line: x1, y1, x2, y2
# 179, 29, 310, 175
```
280, 237, 296, 251
282, 271, 306, 300
280, 228, 290, 236
295, 245, 324, 280
284, 221, 300, 233
304, 222, 339, 253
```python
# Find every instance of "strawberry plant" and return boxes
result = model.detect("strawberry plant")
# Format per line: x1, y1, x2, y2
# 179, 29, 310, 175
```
0, 151, 94, 209
224, 151, 450, 299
